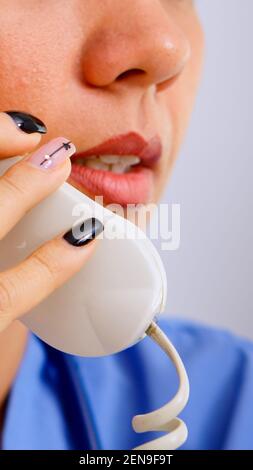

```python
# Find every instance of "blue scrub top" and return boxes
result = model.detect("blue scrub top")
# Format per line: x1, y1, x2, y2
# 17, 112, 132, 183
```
2, 317, 253, 450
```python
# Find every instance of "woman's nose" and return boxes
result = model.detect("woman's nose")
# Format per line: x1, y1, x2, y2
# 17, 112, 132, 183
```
81, 2, 191, 90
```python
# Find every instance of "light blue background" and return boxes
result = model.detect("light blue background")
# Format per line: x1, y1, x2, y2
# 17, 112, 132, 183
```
155, 0, 252, 339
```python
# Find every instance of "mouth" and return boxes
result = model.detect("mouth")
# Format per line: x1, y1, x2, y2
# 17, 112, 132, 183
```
69, 132, 162, 206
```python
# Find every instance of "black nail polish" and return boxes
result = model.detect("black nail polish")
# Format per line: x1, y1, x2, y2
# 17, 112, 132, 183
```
63, 218, 104, 247
5, 111, 47, 134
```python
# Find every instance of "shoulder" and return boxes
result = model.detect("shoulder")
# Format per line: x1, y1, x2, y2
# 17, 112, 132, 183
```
131, 315, 253, 379
158, 316, 253, 362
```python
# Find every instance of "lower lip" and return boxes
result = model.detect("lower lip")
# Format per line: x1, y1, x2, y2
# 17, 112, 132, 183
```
69, 163, 154, 206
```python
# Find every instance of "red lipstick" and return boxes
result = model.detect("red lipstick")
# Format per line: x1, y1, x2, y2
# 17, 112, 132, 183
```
69, 132, 162, 205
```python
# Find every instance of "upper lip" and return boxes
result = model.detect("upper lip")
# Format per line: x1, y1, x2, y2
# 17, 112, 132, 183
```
71, 132, 162, 166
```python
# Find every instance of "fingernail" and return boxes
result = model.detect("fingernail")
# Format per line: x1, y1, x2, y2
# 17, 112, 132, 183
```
63, 218, 104, 247
26, 137, 76, 170
5, 111, 47, 134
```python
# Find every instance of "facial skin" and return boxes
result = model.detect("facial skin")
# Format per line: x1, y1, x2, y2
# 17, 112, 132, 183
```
0, 0, 204, 421
0, 0, 203, 203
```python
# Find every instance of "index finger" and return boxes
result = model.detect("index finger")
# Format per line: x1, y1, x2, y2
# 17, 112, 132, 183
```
0, 111, 47, 158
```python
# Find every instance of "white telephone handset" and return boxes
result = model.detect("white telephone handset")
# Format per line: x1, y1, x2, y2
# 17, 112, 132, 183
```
0, 156, 189, 450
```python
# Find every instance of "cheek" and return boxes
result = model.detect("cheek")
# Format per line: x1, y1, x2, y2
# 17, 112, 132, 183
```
0, 47, 45, 102
0, 37, 53, 112
164, 16, 204, 160
0, 9, 78, 114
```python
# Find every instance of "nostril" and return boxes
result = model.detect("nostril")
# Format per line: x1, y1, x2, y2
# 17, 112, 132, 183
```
117, 68, 146, 81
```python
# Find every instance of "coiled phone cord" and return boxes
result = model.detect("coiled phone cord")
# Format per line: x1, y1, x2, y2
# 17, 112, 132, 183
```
132, 321, 189, 450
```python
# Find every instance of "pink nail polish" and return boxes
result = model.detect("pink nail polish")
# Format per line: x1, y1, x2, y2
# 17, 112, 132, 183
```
26, 137, 76, 170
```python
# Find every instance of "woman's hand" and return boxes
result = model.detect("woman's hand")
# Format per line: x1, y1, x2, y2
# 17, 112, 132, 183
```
0, 111, 103, 333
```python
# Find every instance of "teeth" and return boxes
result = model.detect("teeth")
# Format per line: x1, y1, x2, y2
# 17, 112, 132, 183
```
100, 155, 140, 165
122, 156, 140, 165
100, 155, 121, 164
76, 154, 141, 173
85, 160, 109, 171
111, 163, 130, 174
